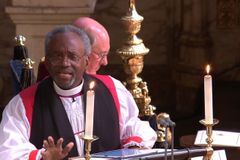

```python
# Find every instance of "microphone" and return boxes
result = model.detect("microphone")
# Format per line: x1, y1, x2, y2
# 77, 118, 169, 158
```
156, 112, 176, 160
164, 117, 176, 127
159, 118, 168, 127
157, 113, 176, 127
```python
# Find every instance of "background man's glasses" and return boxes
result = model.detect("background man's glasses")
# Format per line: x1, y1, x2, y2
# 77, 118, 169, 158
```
93, 51, 108, 60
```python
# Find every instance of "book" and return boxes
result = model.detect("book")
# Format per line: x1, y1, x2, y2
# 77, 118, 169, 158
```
194, 130, 240, 147
91, 148, 165, 159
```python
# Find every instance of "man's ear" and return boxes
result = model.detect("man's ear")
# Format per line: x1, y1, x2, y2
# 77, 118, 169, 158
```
85, 56, 89, 67
44, 58, 50, 72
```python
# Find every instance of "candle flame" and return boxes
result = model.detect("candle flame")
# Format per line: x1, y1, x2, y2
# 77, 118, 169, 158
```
89, 81, 95, 90
206, 65, 210, 74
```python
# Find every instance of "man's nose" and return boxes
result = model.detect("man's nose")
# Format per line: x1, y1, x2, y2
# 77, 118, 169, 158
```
61, 56, 71, 66
101, 57, 108, 66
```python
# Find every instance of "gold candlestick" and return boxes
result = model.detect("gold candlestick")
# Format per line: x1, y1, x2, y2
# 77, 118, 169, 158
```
116, 0, 173, 146
116, 0, 155, 118
199, 119, 219, 160
80, 135, 98, 160
68, 135, 98, 160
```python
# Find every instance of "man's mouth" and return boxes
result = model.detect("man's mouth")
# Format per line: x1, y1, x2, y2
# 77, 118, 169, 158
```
57, 72, 72, 79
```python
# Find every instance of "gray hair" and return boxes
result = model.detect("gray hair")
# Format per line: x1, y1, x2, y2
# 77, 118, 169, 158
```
45, 24, 91, 56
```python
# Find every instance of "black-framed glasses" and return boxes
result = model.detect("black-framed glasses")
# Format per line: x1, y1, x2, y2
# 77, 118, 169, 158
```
47, 53, 85, 64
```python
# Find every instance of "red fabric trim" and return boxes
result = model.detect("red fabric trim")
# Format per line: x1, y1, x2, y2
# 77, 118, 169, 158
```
122, 136, 143, 145
28, 150, 39, 160
19, 83, 39, 129
91, 74, 121, 119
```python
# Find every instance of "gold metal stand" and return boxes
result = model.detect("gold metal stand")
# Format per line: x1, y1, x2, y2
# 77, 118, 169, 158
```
81, 135, 98, 160
116, 0, 172, 145
116, 0, 155, 117
199, 119, 219, 160
69, 135, 99, 160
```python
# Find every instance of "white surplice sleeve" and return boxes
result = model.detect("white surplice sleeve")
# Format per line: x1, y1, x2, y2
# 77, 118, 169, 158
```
110, 76, 157, 148
0, 95, 42, 160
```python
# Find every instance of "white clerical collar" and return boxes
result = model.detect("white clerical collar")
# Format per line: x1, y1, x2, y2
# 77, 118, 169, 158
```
53, 80, 84, 97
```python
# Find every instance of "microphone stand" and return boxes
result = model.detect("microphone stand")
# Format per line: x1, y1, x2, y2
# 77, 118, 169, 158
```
171, 125, 175, 160
157, 113, 176, 160
162, 118, 176, 160
164, 126, 168, 160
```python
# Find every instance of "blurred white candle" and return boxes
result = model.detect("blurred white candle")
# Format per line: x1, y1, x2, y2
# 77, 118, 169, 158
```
204, 65, 213, 124
85, 81, 95, 137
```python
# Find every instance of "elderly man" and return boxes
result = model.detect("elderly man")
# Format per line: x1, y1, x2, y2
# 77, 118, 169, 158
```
73, 17, 110, 74
0, 25, 156, 160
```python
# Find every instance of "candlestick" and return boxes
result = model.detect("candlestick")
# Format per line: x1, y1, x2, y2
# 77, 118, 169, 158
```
85, 81, 95, 138
81, 135, 98, 160
69, 135, 99, 160
204, 65, 213, 124
199, 119, 219, 160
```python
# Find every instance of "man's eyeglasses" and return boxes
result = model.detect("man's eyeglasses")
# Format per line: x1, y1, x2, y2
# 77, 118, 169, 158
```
47, 53, 85, 64
93, 51, 108, 60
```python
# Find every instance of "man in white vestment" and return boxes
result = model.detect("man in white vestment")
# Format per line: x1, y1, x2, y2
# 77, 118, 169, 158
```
0, 25, 157, 160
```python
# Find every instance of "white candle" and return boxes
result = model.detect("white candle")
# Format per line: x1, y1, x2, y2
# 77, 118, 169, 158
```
204, 65, 213, 124
85, 81, 95, 138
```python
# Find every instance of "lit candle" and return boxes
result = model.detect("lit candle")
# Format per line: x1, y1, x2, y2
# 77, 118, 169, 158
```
85, 81, 95, 138
204, 65, 213, 124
